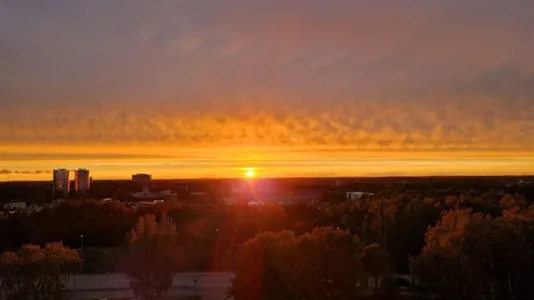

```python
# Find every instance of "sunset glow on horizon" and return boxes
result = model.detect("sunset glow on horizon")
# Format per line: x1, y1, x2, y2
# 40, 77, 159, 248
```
3, 145, 534, 181
1, 1, 534, 181
244, 168, 256, 178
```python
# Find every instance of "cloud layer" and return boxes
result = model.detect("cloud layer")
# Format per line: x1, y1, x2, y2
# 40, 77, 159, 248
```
0, 169, 52, 175
1, 0, 534, 178
1, 96, 534, 152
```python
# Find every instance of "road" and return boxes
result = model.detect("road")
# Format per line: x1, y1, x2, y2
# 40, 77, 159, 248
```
67, 272, 234, 300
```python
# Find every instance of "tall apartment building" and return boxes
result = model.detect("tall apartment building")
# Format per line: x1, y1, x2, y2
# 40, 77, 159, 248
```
132, 173, 152, 193
132, 173, 151, 181
53, 169, 70, 196
74, 169, 91, 192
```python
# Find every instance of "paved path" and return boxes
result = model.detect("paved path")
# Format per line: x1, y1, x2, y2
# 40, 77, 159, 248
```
68, 272, 233, 300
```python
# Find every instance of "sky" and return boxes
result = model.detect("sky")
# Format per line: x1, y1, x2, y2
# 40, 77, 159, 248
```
1, 0, 534, 181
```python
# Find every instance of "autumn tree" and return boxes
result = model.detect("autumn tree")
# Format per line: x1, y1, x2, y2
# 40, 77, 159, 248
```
411, 209, 495, 300
124, 214, 181, 300
360, 243, 391, 293
291, 227, 367, 300
229, 230, 298, 300
0, 242, 80, 300
230, 227, 392, 300
491, 206, 534, 300
412, 207, 534, 300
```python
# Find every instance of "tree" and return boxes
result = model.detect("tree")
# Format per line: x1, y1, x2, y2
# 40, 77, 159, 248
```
490, 208, 534, 300
291, 227, 366, 300
124, 214, 181, 300
411, 209, 493, 300
229, 230, 298, 300
411, 208, 534, 300
0, 242, 80, 300
360, 243, 391, 293
230, 227, 392, 300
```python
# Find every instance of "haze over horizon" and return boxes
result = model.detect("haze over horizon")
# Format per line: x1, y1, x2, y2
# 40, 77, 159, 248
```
1, 1, 534, 181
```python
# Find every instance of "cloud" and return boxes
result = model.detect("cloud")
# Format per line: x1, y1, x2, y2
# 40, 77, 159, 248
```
0, 169, 52, 175
0, 153, 169, 161
1, 0, 533, 103
0, 0, 533, 155
1, 71, 534, 153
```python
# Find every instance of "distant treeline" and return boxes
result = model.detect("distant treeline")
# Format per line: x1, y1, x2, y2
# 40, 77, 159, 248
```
2, 176, 534, 202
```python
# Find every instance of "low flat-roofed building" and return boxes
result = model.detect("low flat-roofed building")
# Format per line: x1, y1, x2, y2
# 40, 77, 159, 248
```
4, 201, 27, 211
346, 192, 375, 201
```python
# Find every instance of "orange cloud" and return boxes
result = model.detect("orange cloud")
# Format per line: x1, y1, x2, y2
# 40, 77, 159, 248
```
0, 169, 52, 175
1, 96, 534, 153
1, 1, 534, 179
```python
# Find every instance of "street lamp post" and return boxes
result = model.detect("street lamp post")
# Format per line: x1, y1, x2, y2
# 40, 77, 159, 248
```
80, 235, 84, 274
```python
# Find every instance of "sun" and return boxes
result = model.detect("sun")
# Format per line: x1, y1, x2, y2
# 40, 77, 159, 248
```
244, 169, 255, 178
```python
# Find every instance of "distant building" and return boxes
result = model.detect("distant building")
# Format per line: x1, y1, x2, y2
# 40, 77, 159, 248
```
4, 201, 27, 211
132, 173, 152, 193
221, 197, 237, 205
53, 169, 70, 196
131, 200, 162, 210
28, 203, 44, 213
132, 173, 152, 181
346, 192, 374, 201
74, 169, 91, 192
159, 190, 178, 201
